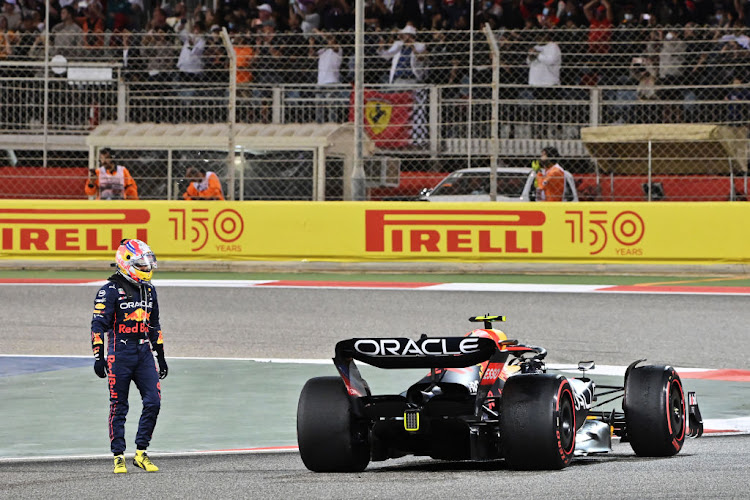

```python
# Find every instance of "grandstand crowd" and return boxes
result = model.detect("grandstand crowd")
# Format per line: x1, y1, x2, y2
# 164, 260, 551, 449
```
0, 0, 748, 128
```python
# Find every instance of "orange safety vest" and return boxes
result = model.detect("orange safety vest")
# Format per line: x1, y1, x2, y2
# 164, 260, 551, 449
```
536, 164, 566, 201
85, 165, 138, 200
183, 171, 225, 200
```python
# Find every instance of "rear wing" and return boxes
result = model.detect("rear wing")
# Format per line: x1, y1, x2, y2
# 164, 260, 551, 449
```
334, 336, 498, 369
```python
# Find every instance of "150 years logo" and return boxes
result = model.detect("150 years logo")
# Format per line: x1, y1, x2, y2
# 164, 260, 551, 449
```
565, 210, 645, 255
168, 208, 244, 252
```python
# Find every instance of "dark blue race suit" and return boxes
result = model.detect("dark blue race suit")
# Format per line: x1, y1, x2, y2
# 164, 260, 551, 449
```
91, 273, 164, 455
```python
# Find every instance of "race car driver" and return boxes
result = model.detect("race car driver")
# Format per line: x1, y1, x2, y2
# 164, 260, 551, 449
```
90, 239, 168, 474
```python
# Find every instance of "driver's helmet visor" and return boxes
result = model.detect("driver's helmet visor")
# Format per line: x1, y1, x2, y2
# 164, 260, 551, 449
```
132, 252, 157, 272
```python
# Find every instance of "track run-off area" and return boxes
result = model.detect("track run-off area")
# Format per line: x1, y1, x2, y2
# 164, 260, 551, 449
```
1, 272, 749, 498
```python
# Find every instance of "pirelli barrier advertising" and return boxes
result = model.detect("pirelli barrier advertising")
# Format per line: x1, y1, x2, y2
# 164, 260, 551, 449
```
1, 200, 748, 265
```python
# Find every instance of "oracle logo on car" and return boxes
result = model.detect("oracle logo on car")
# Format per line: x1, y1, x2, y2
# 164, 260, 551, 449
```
365, 209, 546, 254
0, 209, 149, 251
354, 337, 481, 356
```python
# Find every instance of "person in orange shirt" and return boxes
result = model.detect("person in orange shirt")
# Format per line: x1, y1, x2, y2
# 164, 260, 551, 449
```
77, 2, 106, 50
85, 148, 139, 200
183, 166, 225, 200
536, 146, 566, 201
234, 30, 254, 84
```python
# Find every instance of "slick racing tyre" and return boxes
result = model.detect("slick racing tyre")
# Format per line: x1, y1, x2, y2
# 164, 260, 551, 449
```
297, 376, 370, 472
623, 364, 686, 457
500, 374, 576, 470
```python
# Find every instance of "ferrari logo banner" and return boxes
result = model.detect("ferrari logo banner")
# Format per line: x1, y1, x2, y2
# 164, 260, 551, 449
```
0, 200, 748, 265
350, 89, 414, 148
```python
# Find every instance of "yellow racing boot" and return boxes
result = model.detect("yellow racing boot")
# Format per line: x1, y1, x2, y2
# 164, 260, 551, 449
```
113, 454, 127, 474
133, 450, 159, 472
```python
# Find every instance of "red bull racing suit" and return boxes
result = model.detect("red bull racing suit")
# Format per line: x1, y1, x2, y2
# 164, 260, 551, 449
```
91, 273, 164, 455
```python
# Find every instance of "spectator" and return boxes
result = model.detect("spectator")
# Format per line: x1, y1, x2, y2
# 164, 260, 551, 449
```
654, 29, 688, 122
659, 0, 690, 25
142, 25, 175, 85
0, 15, 16, 60
146, 6, 169, 31
85, 148, 138, 200
166, 1, 187, 31
106, 0, 134, 32
252, 19, 284, 122
128, 0, 146, 30
1, 0, 21, 31
175, 21, 207, 121
426, 29, 462, 89
78, 2, 105, 53
379, 24, 427, 84
109, 29, 144, 82
584, 0, 613, 55
50, 5, 82, 60
401, 0, 425, 28
182, 166, 225, 200
285, 13, 316, 86
443, 0, 469, 29
630, 54, 659, 123
253, 3, 275, 27
726, 75, 750, 125
13, 12, 42, 60
204, 23, 228, 83
365, 0, 394, 29
557, 0, 586, 27
233, 26, 255, 85
291, 0, 320, 32
176, 20, 206, 83
310, 29, 344, 122
318, 0, 353, 30
526, 29, 561, 92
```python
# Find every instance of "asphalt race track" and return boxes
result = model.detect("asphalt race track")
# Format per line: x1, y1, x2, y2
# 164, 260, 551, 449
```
1, 282, 749, 498
2, 437, 749, 499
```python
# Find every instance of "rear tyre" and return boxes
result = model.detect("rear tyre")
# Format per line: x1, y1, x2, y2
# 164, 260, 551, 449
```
500, 374, 576, 470
624, 365, 685, 457
297, 376, 370, 472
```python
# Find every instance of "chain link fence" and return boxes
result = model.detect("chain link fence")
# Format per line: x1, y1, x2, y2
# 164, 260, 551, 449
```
0, 24, 747, 200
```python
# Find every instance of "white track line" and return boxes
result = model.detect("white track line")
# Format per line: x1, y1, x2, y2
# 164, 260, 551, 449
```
2, 279, 749, 296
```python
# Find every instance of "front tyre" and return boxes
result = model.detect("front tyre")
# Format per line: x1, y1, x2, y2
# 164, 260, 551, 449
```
297, 376, 370, 472
500, 374, 576, 470
624, 364, 686, 457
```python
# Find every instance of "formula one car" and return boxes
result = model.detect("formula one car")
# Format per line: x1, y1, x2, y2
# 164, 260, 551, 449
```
297, 315, 703, 472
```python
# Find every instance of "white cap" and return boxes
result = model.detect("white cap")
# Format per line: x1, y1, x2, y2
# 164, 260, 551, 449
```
258, 3, 272, 12
59, 0, 74, 6
5, 0, 16, 5
400, 25, 417, 35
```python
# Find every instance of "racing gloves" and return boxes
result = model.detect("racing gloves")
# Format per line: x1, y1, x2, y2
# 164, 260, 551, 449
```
92, 332, 107, 378
154, 344, 168, 380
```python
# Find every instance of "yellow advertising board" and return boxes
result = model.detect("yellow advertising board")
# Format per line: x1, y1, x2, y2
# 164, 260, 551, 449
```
0, 200, 748, 265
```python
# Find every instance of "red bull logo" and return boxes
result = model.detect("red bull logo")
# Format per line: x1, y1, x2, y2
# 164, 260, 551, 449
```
118, 308, 151, 333
123, 308, 150, 322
